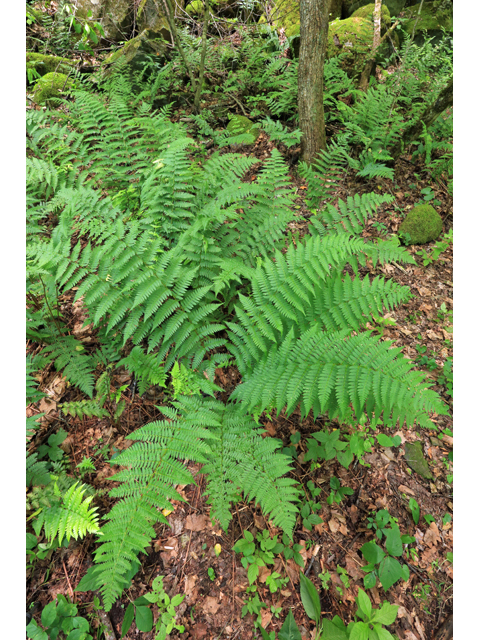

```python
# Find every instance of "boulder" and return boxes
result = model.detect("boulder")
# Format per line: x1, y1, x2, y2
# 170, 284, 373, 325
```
26, 53, 77, 81
350, 3, 391, 32
74, 0, 169, 42
398, 204, 443, 245
344, 0, 407, 18
401, 1, 453, 46
327, 16, 386, 79
32, 72, 76, 106
101, 29, 167, 76
185, 0, 205, 17
226, 115, 260, 141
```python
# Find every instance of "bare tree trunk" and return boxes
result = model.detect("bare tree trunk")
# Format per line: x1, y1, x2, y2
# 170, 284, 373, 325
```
390, 78, 453, 159
161, 0, 197, 93
373, 0, 381, 49
298, 0, 330, 164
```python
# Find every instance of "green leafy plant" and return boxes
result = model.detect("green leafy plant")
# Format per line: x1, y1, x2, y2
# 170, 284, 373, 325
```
321, 589, 399, 640
408, 498, 420, 525
326, 477, 354, 505
437, 357, 453, 397
241, 593, 267, 627
233, 529, 285, 585
121, 576, 185, 640
300, 480, 323, 530
318, 571, 331, 591
265, 572, 289, 594
360, 514, 414, 590
208, 567, 216, 581
27, 594, 93, 640
416, 231, 452, 267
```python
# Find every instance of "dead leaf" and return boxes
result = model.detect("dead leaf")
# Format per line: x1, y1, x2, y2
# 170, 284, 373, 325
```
185, 514, 210, 531
184, 574, 198, 595
398, 484, 415, 496
38, 397, 57, 414
285, 558, 300, 584
258, 566, 271, 583
261, 609, 273, 629
345, 556, 363, 581
424, 522, 441, 547
202, 596, 220, 615
328, 519, 339, 534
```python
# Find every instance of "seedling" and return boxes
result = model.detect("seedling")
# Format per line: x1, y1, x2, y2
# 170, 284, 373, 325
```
241, 593, 266, 627
233, 529, 284, 585
318, 571, 331, 590
408, 498, 420, 525
207, 567, 216, 581
327, 477, 354, 505
300, 480, 323, 530
265, 572, 288, 593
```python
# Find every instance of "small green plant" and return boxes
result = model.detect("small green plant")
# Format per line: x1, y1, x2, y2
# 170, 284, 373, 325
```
282, 431, 301, 459
27, 594, 93, 640
437, 357, 453, 397
416, 230, 452, 267
241, 593, 267, 627
415, 345, 438, 370
121, 576, 185, 640
170, 361, 202, 398
371, 221, 388, 236
372, 315, 397, 337
326, 477, 354, 505
420, 186, 442, 207
361, 512, 414, 590
337, 565, 351, 591
408, 498, 420, 525
207, 567, 216, 581
37, 428, 68, 463
76, 456, 96, 476
233, 529, 284, 585
270, 605, 282, 619
321, 589, 399, 640
300, 481, 323, 530
265, 572, 289, 594
318, 571, 331, 590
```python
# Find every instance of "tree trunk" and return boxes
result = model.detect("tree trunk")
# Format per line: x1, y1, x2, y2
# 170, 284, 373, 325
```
390, 78, 453, 159
298, 0, 330, 164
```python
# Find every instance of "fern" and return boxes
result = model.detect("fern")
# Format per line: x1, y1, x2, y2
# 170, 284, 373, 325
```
118, 346, 166, 396
34, 480, 102, 545
41, 335, 95, 397
93, 396, 299, 610
60, 399, 109, 419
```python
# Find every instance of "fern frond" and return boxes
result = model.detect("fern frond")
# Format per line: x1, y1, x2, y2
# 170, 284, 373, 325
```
41, 336, 95, 397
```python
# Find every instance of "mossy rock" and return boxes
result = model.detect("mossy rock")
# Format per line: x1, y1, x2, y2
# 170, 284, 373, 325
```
258, 0, 299, 37
102, 30, 167, 76
327, 16, 389, 79
26, 53, 77, 83
344, 0, 407, 17
398, 204, 443, 245
185, 0, 204, 16
402, 2, 453, 45
351, 3, 391, 31
226, 115, 260, 141
32, 72, 75, 106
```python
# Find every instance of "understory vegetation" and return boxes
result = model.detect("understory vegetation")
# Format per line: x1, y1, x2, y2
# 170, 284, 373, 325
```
27, 3, 453, 639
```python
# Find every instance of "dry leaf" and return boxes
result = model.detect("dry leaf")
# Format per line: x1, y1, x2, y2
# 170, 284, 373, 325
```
424, 522, 441, 547
202, 596, 220, 615
328, 519, 339, 534
184, 574, 198, 595
261, 609, 273, 629
398, 484, 415, 496
185, 514, 209, 531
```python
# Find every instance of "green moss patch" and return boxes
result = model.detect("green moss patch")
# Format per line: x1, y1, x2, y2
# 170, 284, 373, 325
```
32, 72, 75, 106
398, 204, 443, 245
327, 16, 377, 78
226, 115, 260, 141
26, 53, 77, 82
351, 3, 391, 30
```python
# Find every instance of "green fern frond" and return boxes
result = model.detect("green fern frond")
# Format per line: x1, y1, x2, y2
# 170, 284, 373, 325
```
41, 336, 95, 397
59, 399, 109, 419
37, 481, 102, 545
118, 346, 166, 396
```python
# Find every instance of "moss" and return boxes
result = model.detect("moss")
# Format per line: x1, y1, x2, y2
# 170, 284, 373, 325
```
398, 204, 443, 245
26, 53, 76, 81
327, 17, 378, 78
185, 0, 204, 16
32, 72, 75, 106
351, 3, 391, 30
227, 115, 260, 141
102, 30, 166, 76
344, 0, 407, 17
258, 0, 299, 37
403, 1, 453, 43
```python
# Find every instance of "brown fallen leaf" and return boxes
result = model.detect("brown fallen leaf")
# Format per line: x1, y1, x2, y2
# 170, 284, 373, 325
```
202, 596, 220, 615
185, 514, 210, 531
184, 574, 198, 595
424, 522, 441, 547
328, 519, 339, 534
261, 609, 273, 629
38, 397, 57, 414
398, 484, 415, 496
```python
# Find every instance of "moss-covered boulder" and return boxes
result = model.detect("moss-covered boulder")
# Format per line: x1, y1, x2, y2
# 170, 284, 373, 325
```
186, 0, 205, 17
227, 115, 260, 141
402, 2, 453, 45
102, 30, 167, 77
32, 72, 75, 106
259, 0, 342, 36
398, 204, 443, 245
351, 3, 391, 30
344, 0, 407, 17
26, 53, 77, 82
327, 16, 390, 79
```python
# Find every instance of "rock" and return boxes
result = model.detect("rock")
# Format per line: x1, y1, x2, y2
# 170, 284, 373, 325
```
344, 0, 407, 18
351, 3, 391, 32
74, 0, 169, 42
26, 52, 77, 82
401, 2, 453, 46
398, 204, 443, 245
226, 115, 260, 141
101, 30, 167, 77
186, 0, 205, 17
327, 16, 383, 79
32, 72, 76, 106
404, 441, 433, 479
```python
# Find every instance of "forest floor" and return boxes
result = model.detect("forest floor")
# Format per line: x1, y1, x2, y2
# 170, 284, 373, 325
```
26, 132, 453, 640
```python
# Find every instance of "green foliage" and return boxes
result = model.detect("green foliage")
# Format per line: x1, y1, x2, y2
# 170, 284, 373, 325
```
360, 510, 415, 590
32, 479, 101, 546
234, 529, 286, 585
327, 477, 354, 505
321, 589, 399, 640
27, 594, 93, 640
121, 576, 185, 639
26, 69, 447, 615
416, 229, 452, 266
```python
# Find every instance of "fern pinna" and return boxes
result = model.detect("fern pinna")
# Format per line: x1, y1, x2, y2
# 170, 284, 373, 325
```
26, 75, 448, 612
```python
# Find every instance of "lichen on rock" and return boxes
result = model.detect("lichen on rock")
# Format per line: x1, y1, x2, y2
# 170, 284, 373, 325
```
398, 204, 443, 245
32, 72, 75, 106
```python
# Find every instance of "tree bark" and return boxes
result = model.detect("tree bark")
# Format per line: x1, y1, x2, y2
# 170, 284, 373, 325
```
390, 77, 453, 159
298, 0, 330, 164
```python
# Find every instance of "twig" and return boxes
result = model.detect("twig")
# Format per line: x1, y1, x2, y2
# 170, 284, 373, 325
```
62, 559, 75, 601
